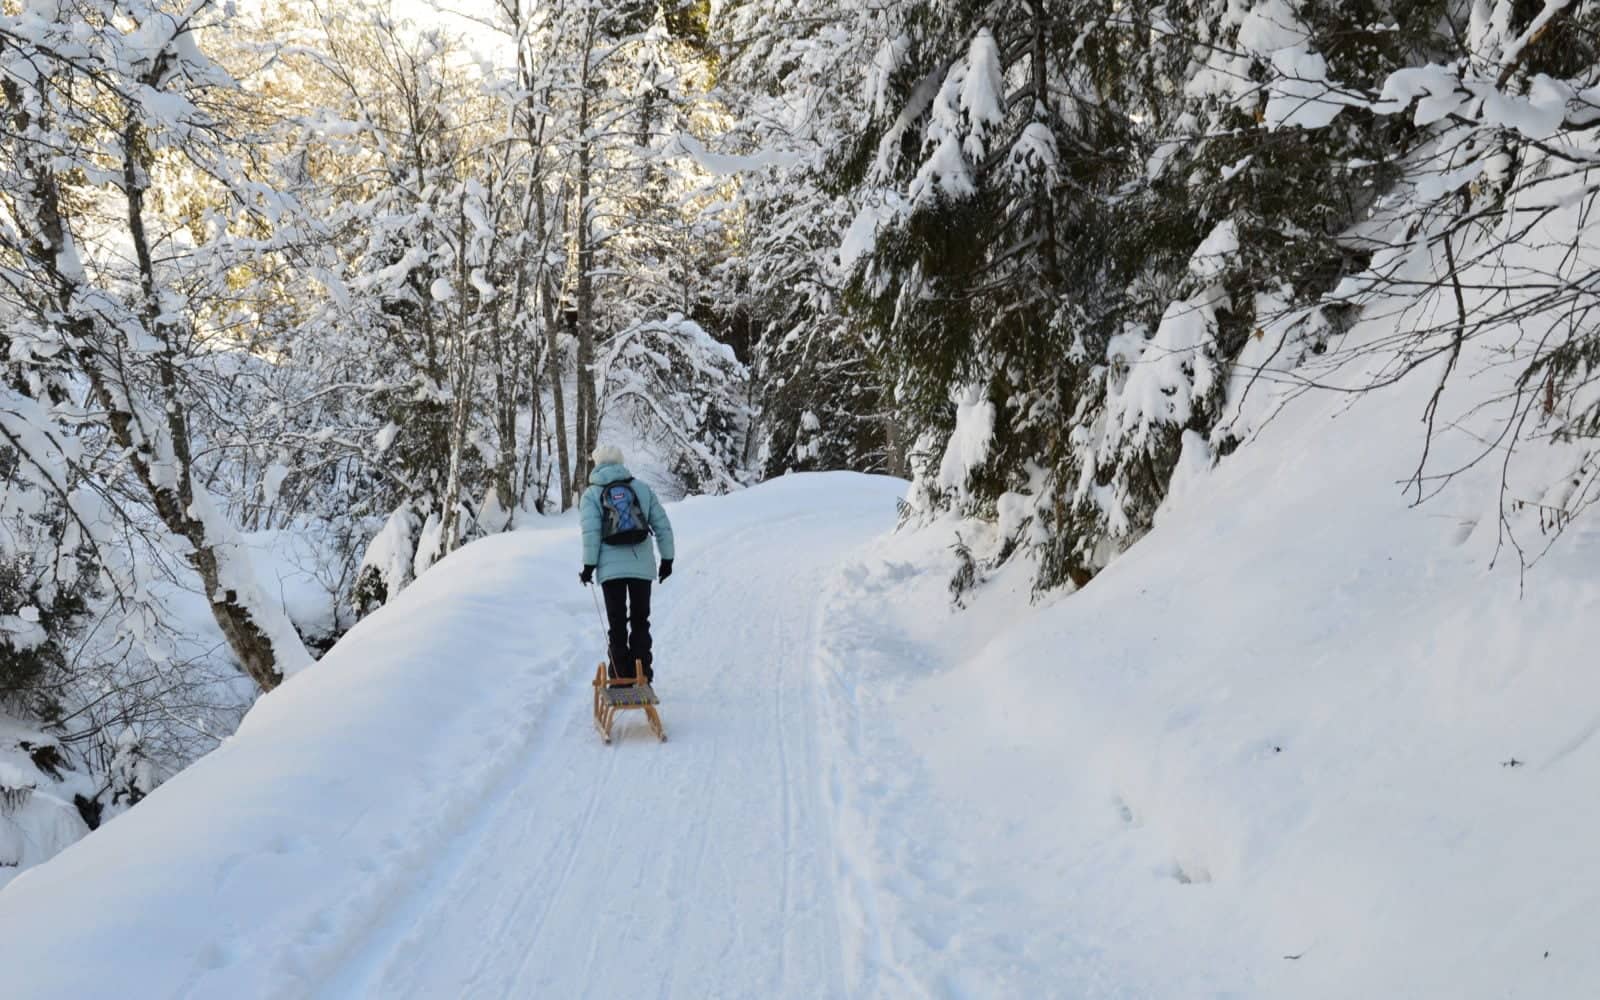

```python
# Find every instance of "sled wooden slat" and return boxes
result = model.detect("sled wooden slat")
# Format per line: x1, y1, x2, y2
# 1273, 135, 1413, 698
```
592, 661, 667, 743
603, 686, 659, 707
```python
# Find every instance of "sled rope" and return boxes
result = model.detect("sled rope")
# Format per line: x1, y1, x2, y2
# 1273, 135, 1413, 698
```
588, 580, 608, 641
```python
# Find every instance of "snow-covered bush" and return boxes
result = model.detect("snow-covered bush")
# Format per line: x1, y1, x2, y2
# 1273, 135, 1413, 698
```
0, 730, 90, 887
0, 447, 96, 719
601, 316, 753, 495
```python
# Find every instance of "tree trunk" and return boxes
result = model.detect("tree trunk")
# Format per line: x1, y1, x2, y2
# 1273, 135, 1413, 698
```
34, 106, 303, 690
523, 68, 571, 511
493, 175, 523, 521
492, 354, 518, 519
883, 407, 908, 478
527, 350, 545, 513
123, 110, 307, 690
537, 184, 572, 510
439, 357, 476, 554
440, 200, 477, 555
572, 35, 599, 500
1028, 1, 1062, 286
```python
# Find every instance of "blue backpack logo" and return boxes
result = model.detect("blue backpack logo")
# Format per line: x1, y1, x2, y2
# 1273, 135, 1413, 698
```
601, 482, 650, 545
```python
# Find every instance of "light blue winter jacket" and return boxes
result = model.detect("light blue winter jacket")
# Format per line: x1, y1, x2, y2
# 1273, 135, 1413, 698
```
580, 463, 675, 583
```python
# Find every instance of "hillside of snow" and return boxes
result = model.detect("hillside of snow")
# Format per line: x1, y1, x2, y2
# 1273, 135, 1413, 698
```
1, 357, 1595, 996
833, 370, 1599, 997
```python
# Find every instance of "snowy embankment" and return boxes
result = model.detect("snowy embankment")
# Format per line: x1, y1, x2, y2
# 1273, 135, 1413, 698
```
1, 394, 1595, 996
0, 516, 595, 994
818, 377, 1599, 996
0, 524, 346, 892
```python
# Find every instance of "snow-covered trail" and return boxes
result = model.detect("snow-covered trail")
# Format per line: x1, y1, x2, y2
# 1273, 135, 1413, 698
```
320, 482, 881, 999
0, 473, 908, 999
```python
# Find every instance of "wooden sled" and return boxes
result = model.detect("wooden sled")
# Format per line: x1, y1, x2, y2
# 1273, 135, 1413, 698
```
592, 660, 666, 744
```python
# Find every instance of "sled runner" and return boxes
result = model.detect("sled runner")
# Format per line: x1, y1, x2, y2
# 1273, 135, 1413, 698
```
592, 661, 666, 744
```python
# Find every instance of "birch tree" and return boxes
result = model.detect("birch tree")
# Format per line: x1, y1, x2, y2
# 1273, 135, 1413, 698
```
0, 0, 312, 690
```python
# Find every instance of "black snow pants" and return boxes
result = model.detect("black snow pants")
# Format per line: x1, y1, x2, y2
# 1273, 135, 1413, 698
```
601, 577, 653, 683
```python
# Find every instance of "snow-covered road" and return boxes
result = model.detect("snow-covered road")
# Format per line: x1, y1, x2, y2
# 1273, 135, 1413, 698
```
0, 473, 908, 999
318, 480, 884, 999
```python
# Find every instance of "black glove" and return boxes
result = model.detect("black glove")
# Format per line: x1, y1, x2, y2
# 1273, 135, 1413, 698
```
579, 565, 595, 585
658, 559, 673, 583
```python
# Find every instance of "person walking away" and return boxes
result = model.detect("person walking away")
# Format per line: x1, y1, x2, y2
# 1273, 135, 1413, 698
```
579, 445, 675, 686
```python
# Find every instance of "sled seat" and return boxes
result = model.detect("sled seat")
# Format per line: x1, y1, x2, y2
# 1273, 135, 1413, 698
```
603, 685, 659, 707
592, 661, 667, 744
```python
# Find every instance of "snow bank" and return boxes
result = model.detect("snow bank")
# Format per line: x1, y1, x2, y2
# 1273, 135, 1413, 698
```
0, 525, 589, 995
816, 332, 1600, 995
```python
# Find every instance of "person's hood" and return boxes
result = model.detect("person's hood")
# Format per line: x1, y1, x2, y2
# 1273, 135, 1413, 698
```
589, 462, 633, 486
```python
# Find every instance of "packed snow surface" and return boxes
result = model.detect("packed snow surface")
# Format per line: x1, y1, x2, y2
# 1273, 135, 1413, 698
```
2, 405, 1597, 997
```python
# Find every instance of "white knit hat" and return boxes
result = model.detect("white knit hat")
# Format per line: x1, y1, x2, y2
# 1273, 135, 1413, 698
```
591, 444, 624, 466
